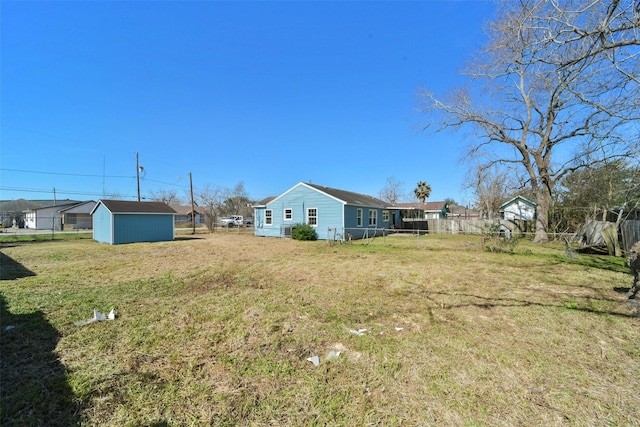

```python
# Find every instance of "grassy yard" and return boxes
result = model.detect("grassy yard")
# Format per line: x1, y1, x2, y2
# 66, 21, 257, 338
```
1, 233, 638, 426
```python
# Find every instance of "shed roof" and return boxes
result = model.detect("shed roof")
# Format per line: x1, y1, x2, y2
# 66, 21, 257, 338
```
92, 200, 177, 215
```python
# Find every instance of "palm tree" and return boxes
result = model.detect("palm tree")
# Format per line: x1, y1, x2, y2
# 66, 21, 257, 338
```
413, 181, 432, 203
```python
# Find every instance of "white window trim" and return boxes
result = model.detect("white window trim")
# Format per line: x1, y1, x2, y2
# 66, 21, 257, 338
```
284, 208, 293, 221
368, 210, 377, 226
382, 210, 389, 222
306, 207, 318, 227
265, 209, 273, 226
357, 208, 363, 227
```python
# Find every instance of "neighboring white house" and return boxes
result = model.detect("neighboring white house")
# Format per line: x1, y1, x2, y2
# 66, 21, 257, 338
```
24, 201, 83, 230
500, 196, 537, 221
59, 201, 96, 229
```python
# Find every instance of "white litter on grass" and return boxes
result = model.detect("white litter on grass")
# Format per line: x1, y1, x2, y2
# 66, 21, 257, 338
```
74, 308, 116, 326
395, 327, 404, 331
306, 356, 320, 367
349, 328, 368, 336
326, 351, 341, 360
306, 351, 341, 367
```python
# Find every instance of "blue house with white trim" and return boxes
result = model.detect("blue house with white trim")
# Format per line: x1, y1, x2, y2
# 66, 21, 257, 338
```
91, 200, 177, 245
254, 182, 398, 240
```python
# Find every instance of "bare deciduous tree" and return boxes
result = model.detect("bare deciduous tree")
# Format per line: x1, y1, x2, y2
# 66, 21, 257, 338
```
199, 184, 224, 232
199, 182, 255, 231
420, 0, 640, 242
379, 177, 406, 205
150, 189, 181, 205
221, 182, 253, 218
465, 165, 512, 219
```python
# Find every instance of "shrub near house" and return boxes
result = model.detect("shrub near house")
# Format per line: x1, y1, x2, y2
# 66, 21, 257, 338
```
292, 223, 317, 241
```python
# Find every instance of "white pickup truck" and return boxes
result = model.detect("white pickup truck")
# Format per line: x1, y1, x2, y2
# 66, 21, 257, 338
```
219, 215, 253, 227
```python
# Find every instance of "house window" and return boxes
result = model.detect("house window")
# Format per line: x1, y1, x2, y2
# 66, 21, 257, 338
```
382, 210, 389, 222
284, 208, 293, 221
357, 209, 363, 227
307, 208, 318, 226
368, 210, 377, 226
265, 209, 272, 225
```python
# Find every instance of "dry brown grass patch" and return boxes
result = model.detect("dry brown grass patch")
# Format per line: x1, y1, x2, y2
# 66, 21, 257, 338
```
1, 233, 638, 426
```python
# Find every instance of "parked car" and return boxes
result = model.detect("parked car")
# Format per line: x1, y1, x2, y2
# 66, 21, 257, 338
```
243, 218, 254, 226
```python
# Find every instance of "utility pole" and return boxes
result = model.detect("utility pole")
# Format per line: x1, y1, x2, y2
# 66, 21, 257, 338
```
190, 172, 195, 234
136, 152, 143, 202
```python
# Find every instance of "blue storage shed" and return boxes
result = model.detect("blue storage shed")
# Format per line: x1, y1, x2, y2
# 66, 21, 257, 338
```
91, 200, 177, 245
254, 182, 398, 241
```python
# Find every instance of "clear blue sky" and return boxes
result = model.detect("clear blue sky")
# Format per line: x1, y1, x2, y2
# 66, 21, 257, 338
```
1, 0, 496, 205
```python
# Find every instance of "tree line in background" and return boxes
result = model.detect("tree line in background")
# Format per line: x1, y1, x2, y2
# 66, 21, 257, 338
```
465, 160, 640, 233
377, 158, 639, 237
150, 182, 255, 231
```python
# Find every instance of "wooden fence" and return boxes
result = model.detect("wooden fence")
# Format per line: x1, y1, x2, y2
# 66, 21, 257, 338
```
425, 219, 496, 235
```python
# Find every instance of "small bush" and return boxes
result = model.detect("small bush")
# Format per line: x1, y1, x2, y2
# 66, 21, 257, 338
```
292, 223, 317, 241
483, 223, 520, 253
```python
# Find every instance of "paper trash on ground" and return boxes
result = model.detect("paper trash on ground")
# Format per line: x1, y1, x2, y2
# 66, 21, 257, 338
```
326, 351, 341, 360
349, 328, 368, 336
306, 356, 320, 367
75, 308, 116, 326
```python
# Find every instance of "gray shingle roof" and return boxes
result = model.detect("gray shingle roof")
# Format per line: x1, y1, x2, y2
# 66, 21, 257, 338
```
97, 200, 177, 214
0, 199, 81, 212
305, 183, 390, 208
169, 204, 206, 215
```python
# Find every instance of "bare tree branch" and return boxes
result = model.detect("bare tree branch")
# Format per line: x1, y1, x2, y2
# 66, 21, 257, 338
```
420, 0, 639, 242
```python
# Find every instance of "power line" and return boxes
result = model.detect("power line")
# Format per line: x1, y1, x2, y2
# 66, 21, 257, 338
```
144, 177, 189, 188
0, 186, 138, 199
0, 168, 133, 179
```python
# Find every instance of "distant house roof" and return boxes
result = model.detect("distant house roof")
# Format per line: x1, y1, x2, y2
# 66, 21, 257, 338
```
91, 200, 177, 215
393, 201, 479, 217
394, 201, 447, 211
499, 195, 537, 209
303, 182, 391, 208
0, 199, 81, 212
169, 204, 206, 216
24, 201, 83, 213
58, 201, 97, 214
254, 196, 277, 207
447, 204, 480, 218
0, 199, 46, 212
